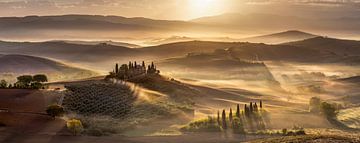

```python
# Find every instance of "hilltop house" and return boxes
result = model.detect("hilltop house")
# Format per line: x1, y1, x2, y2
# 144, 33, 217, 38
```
108, 61, 159, 80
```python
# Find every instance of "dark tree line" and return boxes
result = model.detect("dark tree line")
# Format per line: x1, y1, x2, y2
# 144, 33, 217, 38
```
106, 61, 160, 80
216, 100, 266, 133
0, 74, 48, 89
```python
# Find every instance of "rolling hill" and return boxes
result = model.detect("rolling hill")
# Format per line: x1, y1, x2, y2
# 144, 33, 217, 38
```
0, 41, 139, 63
283, 36, 360, 64
0, 54, 98, 82
0, 15, 206, 40
191, 13, 360, 34
2, 14, 359, 41
56, 40, 141, 48
158, 49, 276, 81
1, 33, 360, 72
240, 30, 318, 44
0, 15, 194, 31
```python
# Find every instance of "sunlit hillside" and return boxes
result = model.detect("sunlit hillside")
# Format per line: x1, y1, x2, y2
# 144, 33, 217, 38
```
1, 1, 360, 143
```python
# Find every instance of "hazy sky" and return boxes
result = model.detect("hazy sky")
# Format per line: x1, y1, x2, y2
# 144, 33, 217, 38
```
0, 0, 360, 20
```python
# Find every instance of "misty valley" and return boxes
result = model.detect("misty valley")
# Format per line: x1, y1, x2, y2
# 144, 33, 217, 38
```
1, 13, 360, 143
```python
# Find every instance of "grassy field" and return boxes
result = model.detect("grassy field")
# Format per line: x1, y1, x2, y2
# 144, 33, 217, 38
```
337, 107, 360, 129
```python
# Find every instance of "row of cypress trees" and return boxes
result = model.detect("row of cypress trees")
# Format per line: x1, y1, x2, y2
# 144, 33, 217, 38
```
216, 100, 264, 130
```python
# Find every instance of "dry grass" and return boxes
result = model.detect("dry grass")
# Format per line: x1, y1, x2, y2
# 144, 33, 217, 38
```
250, 134, 357, 143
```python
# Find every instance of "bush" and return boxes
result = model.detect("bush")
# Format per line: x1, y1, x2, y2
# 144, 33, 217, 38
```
232, 117, 245, 134
320, 102, 337, 117
66, 119, 84, 135
46, 104, 65, 118
181, 116, 221, 132
282, 128, 288, 135
281, 126, 306, 136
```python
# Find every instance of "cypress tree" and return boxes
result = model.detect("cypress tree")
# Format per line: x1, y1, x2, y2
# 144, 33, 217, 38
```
222, 109, 227, 129
217, 110, 220, 125
260, 100, 263, 109
142, 61, 145, 67
134, 61, 137, 68
236, 104, 240, 118
244, 104, 249, 117
115, 63, 119, 74
229, 108, 233, 122
254, 102, 258, 112
250, 102, 253, 113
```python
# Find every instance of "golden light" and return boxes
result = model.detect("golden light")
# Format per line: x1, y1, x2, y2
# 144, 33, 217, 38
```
191, 0, 217, 10
186, 0, 227, 19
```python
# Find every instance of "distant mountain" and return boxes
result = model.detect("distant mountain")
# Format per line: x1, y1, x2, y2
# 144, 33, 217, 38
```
1, 14, 359, 41
0, 15, 193, 31
0, 15, 205, 40
0, 41, 139, 62
0, 54, 98, 82
191, 13, 360, 34
55, 40, 141, 48
337, 76, 360, 84
240, 30, 318, 44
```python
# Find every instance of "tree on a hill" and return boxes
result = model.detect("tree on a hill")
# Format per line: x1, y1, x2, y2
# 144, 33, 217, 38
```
244, 104, 250, 117
0, 80, 7, 88
217, 110, 220, 124
221, 109, 227, 129
236, 104, 240, 118
320, 102, 337, 118
229, 108, 233, 122
115, 63, 119, 74
250, 102, 253, 113
46, 104, 65, 119
254, 102, 258, 112
33, 74, 48, 83
17, 75, 33, 87
66, 119, 84, 135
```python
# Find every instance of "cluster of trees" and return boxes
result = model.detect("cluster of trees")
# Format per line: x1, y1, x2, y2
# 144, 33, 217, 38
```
0, 74, 48, 89
182, 100, 266, 134
217, 101, 265, 133
309, 97, 339, 118
107, 61, 159, 80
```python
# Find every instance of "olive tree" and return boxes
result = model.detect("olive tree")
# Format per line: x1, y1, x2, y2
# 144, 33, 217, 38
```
33, 74, 48, 83
46, 104, 65, 118
0, 80, 7, 88
66, 119, 84, 135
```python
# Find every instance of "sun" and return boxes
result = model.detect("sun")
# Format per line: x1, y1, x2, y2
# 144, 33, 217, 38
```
191, 0, 217, 10
187, 0, 226, 19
